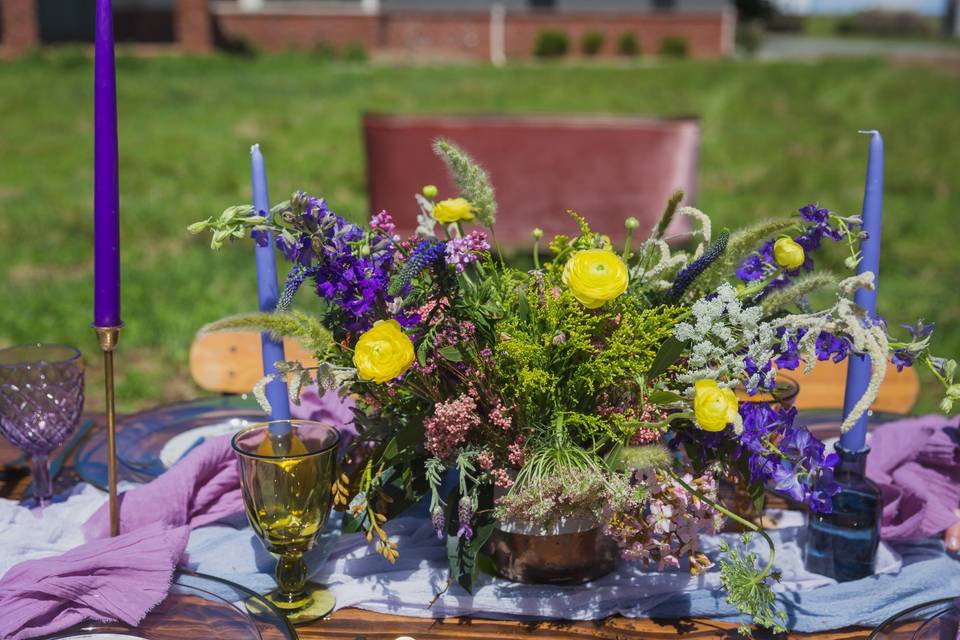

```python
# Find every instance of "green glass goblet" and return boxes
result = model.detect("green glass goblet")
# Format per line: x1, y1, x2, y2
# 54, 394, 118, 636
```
232, 420, 339, 625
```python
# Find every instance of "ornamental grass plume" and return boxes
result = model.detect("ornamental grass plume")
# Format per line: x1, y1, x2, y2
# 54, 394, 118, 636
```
432, 139, 497, 227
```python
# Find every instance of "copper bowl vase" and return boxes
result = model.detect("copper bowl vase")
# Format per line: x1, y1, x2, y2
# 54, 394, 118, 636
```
484, 518, 619, 585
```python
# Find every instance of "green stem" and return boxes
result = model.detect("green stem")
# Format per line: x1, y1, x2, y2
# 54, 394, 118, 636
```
533, 237, 541, 271
667, 469, 777, 583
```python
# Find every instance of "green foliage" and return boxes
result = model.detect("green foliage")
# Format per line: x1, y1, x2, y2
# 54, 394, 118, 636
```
617, 32, 640, 56
580, 31, 605, 57
718, 535, 788, 635
433, 139, 498, 227
495, 282, 684, 444
202, 310, 334, 358
533, 30, 570, 58
659, 36, 689, 58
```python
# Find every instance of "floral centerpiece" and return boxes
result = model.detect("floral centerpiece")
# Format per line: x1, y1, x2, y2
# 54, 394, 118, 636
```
190, 140, 957, 632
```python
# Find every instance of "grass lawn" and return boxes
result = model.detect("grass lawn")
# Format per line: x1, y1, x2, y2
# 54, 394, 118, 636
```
1, 52, 958, 413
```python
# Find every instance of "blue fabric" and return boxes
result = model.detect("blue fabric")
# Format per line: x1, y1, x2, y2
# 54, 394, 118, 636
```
182, 510, 960, 632
650, 538, 960, 631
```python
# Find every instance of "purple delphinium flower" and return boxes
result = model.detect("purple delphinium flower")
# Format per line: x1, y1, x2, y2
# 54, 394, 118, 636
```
735, 255, 766, 282
736, 401, 840, 513
799, 204, 830, 225
743, 356, 775, 394
814, 331, 851, 363
892, 348, 915, 372
902, 320, 934, 340
735, 204, 860, 300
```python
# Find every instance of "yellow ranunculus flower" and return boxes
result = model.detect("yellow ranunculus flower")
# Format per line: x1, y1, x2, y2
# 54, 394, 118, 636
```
693, 379, 740, 432
353, 320, 415, 384
433, 198, 475, 224
773, 237, 805, 270
561, 249, 629, 309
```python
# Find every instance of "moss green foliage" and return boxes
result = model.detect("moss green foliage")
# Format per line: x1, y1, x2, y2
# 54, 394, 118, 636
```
202, 310, 333, 357
433, 139, 497, 227
495, 279, 684, 444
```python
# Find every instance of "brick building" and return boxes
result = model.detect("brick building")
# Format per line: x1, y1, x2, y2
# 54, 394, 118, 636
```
2, 0, 734, 59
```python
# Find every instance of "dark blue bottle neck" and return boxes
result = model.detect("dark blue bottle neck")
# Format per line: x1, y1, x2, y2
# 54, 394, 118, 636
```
834, 443, 869, 479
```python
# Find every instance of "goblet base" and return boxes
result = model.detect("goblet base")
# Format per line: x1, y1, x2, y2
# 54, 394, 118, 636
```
247, 582, 336, 626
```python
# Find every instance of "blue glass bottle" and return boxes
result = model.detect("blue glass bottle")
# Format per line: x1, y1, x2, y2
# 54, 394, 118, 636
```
803, 444, 881, 582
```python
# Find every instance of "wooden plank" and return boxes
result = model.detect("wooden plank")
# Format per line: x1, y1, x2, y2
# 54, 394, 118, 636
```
189, 330, 318, 394
791, 359, 919, 414
301, 608, 869, 639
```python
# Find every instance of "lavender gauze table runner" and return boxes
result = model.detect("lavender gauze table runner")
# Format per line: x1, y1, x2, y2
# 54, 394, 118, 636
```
1, 412, 959, 637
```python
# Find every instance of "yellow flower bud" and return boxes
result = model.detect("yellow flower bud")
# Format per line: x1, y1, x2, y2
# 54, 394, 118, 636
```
561, 249, 629, 309
693, 379, 739, 432
773, 237, 805, 270
433, 197, 475, 224
352, 320, 415, 384
532, 228, 544, 240
422, 184, 439, 199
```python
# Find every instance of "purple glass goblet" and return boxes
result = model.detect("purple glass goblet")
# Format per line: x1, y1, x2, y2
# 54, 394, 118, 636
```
0, 344, 84, 506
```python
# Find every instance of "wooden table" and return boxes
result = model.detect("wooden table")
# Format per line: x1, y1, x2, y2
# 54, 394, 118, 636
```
0, 418, 870, 640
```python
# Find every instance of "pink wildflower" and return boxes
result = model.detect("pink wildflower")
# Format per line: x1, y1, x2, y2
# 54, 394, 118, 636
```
444, 230, 490, 273
490, 468, 514, 489
489, 401, 512, 431
477, 450, 494, 470
370, 210, 396, 235
424, 394, 482, 460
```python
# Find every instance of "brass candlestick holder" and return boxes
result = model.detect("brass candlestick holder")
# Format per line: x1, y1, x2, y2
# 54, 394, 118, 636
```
94, 324, 122, 536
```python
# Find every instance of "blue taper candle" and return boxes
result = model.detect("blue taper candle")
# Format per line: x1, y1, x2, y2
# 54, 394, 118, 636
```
250, 144, 292, 422
839, 130, 884, 452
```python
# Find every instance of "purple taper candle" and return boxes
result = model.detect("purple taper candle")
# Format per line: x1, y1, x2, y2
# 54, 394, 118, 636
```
93, 0, 121, 328
839, 130, 883, 452
250, 145, 292, 423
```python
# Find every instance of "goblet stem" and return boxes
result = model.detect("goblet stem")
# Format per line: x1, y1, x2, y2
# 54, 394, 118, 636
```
30, 454, 52, 507
274, 554, 309, 609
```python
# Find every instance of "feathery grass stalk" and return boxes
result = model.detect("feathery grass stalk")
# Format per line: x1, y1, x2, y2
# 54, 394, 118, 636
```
696, 218, 798, 294
433, 138, 497, 227
201, 310, 333, 356
653, 190, 684, 240
760, 271, 839, 315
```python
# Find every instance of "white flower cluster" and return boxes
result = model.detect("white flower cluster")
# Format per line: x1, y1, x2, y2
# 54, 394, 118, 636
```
673, 283, 777, 394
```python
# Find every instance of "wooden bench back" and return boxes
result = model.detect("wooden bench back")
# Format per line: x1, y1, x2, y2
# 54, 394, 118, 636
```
363, 113, 700, 248
189, 330, 318, 395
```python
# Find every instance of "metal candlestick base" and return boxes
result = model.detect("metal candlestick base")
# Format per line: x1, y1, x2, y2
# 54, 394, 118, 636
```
93, 324, 122, 536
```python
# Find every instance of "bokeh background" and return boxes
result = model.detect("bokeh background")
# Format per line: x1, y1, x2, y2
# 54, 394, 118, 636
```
1, 0, 958, 412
